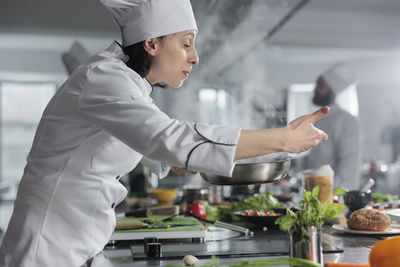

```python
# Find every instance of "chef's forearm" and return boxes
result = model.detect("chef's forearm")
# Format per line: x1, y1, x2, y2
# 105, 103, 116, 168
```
234, 128, 286, 160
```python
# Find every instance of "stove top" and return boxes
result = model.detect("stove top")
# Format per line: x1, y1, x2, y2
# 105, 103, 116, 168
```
123, 228, 343, 261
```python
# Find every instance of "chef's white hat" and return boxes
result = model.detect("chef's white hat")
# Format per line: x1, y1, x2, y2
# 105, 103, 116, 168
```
320, 64, 355, 95
100, 0, 198, 47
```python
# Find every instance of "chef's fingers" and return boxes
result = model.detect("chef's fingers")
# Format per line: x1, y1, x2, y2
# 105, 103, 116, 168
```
305, 106, 330, 123
288, 115, 308, 128
288, 107, 329, 128
309, 129, 328, 148
316, 128, 328, 141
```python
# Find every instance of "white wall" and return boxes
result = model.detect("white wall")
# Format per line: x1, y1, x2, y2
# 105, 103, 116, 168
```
0, 33, 118, 84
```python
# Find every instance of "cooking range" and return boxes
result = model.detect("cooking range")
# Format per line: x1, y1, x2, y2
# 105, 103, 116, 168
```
109, 227, 343, 261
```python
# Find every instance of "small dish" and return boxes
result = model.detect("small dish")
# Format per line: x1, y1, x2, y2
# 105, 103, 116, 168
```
148, 188, 178, 203
383, 209, 400, 222
332, 224, 400, 235
234, 208, 289, 229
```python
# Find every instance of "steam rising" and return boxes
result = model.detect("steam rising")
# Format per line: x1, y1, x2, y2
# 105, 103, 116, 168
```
153, 0, 300, 128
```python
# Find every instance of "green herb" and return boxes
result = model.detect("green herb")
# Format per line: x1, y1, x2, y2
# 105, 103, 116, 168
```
201, 201, 232, 222
201, 193, 283, 222
142, 218, 163, 225
372, 193, 399, 203
230, 193, 284, 213
167, 256, 322, 267
334, 187, 346, 195
275, 186, 344, 243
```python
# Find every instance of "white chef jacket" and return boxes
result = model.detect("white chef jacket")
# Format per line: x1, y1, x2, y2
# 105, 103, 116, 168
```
140, 156, 170, 178
0, 42, 241, 267
299, 104, 362, 190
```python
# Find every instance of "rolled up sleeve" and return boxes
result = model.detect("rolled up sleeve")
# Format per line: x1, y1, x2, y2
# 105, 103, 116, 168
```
78, 64, 241, 176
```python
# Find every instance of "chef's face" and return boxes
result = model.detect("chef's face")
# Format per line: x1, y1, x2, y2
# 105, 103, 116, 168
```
313, 77, 335, 106
146, 30, 199, 88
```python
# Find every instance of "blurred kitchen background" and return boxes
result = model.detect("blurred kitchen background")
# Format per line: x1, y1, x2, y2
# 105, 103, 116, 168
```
1, 0, 400, 231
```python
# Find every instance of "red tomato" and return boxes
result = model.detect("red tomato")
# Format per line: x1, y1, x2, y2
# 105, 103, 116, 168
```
253, 211, 261, 216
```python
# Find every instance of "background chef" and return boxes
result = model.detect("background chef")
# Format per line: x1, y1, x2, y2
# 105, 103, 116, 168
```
0, 0, 329, 266
297, 64, 362, 190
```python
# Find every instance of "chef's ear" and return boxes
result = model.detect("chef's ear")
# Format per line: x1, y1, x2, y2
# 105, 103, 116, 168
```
143, 38, 161, 56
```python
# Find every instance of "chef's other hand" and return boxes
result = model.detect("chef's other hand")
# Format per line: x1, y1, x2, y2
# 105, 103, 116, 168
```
285, 106, 329, 153
171, 166, 198, 175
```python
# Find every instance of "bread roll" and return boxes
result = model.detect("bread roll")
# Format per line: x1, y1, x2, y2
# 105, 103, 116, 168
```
347, 208, 391, 231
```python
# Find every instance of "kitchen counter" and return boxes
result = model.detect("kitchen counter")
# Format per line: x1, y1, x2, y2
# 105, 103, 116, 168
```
97, 226, 382, 267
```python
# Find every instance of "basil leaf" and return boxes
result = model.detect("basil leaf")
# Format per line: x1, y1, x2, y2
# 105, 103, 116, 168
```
275, 215, 294, 231
324, 203, 345, 219
312, 186, 319, 199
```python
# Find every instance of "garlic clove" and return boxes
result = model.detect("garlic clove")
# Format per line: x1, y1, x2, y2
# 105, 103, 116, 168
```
183, 255, 199, 266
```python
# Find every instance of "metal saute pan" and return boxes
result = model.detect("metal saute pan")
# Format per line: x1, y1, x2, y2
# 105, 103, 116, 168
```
200, 160, 291, 185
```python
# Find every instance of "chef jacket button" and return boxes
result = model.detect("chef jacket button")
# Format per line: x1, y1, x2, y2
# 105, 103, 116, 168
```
115, 175, 120, 180
111, 203, 115, 209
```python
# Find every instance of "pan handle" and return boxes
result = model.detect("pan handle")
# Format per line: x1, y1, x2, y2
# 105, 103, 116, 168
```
214, 221, 253, 236
188, 211, 253, 236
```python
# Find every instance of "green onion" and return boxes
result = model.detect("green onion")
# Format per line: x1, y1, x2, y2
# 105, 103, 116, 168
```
167, 256, 323, 267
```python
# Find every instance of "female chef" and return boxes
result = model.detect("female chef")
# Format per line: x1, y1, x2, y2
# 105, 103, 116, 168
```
0, 0, 329, 266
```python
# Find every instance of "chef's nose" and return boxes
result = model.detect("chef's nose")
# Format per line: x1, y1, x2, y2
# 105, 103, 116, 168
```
190, 48, 199, 66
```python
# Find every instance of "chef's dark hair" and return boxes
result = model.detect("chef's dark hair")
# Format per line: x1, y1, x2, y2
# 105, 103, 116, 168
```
123, 36, 165, 78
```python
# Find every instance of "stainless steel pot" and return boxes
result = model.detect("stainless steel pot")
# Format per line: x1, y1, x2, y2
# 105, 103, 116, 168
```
200, 160, 291, 185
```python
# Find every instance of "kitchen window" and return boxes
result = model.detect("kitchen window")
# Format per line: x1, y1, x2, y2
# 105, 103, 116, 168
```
197, 88, 238, 126
287, 83, 359, 123
0, 81, 56, 199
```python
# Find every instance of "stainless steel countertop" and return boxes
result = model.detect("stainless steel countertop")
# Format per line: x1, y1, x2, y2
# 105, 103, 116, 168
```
99, 226, 381, 267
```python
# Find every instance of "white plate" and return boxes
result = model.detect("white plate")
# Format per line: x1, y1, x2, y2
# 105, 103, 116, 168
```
332, 224, 400, 235
384, 209, 400, 221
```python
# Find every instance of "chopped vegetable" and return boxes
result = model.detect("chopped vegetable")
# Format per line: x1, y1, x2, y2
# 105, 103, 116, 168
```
167, 256, 322, 267
201, 193, 284, 222
372, 193, 399, 203
143, 218, 164, 225
230, 192, 284, 213
201, 201, 232, 222
240, 209, 282, 217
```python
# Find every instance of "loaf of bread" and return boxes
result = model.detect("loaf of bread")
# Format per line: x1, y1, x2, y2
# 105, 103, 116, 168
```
347, 208, 391, 231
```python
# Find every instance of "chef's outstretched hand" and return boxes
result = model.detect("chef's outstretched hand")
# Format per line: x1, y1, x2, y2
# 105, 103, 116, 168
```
285, 106, 329, 153
171, 166, 198, 175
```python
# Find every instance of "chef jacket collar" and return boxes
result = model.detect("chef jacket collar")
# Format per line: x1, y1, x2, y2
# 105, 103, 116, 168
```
143, 77, 153, 96
108, 41, 130, 63
108, 41, 153, 98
